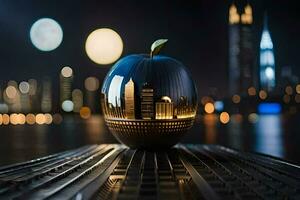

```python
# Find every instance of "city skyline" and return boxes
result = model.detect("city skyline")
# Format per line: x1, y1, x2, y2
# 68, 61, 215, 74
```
1, 1, 300, 97
103, 77, 197, 120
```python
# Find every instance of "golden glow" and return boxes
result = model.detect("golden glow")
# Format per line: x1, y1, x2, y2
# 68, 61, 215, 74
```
5, 86, 17, 99
85, 28, 123, 65
161, 96, 172, 103
17, 114, 26, 124
26, 114, 36, 124
44, 113, 53, 124
61, 66, 73, 78
232, 94, 241, 104
80, 107, 91, 119
125, 78, 135, 119
259, 90, 267, 100
0, 114, 2, 125
220, 112, 230, 124
285, 86, 293, 95
241, 4, 253, 24
204, 103, 214, 114
296, 84, 300, 94
247, 87, 256, 96
36, 113, 46, 124
283, 94, 291, 104
10, 113, 18, 125
229, 4, 240, 24
2, 114, 10, 125
85, 77, 99, 91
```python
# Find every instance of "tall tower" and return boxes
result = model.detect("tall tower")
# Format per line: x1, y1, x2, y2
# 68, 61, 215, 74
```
260, 14, 275, 91
141, 83, 154, 120
228, 2, 255, 96
125, 78, 135, 119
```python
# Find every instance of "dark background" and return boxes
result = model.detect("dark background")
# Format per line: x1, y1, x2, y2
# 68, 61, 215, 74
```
0, 0, 300, 97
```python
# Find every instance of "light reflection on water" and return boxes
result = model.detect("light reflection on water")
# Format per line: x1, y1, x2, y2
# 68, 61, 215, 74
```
0, 114, 299, 166
254, 115, 284, 158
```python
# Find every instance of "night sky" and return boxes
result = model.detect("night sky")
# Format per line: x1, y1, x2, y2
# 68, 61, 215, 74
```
0, 0, 300, 97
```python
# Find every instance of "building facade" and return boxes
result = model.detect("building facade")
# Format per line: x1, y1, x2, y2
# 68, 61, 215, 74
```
124, 78, 135, 119
141, 83, 154, 119
155, 96, 174, 119
260, 15, 276, 91
228, 3, 256, 96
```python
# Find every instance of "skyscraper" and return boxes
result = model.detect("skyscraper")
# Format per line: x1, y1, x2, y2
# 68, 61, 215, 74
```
260, 15, 276, 91
141, 83, 154, 120
228, 3, 255, 95
155, 96, 174, 119
125, 78, 135, 119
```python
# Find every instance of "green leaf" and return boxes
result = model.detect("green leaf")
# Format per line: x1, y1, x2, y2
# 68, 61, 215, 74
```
150, 39, 168, 58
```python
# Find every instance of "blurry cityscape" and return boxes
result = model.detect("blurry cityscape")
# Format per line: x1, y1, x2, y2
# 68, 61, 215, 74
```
1, 0, 300, 166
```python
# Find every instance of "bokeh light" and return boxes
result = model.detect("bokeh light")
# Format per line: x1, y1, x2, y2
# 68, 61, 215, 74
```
44, 113, 53, 124
84, 77, 99, 91
52, 113, 63, 124
232, 94, 241, 104
80, 107, 91, 119
19, 81, 30, 94
61, 66, 73, 78
220, 112, 230, 124
26, 113, 36, 125
30, 18, 63, 51
259, 90, 267, 100
5, 86, 17, 99
36, 113, 46, 125
62, 100, 74, 112
248, 87, 256, 96
85, 28, 123, 65
248, 113, 259, 123
204, 103, 215, 114
2, 114, 10, 125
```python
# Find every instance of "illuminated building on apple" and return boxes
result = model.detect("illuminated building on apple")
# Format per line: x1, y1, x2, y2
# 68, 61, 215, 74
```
101, 39, 198, 149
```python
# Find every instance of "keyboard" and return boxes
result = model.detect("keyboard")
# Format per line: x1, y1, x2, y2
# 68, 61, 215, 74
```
0, 144, 299, 199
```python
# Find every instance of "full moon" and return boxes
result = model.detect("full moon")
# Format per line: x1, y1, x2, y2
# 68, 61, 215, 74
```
85, 28, 123, 65
30, 18, 63, 51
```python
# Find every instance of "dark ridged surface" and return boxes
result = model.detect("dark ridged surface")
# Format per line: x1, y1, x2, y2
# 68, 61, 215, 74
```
0, 144, 299, 200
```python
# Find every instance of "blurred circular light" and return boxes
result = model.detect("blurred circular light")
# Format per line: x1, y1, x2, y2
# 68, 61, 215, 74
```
36, 113, 45, 124
26, 113, 36, 125
62, 100, 74, 112
17, 114, 26, 124
2, 114, 10, 125
204, 103, 214, 114
61, 66, 73, 78
220, 112, 230, 124
10, 113, 18, 125
6, 86, 17, 99
52, 113, 63, 124
285, 86, 293, 95
214, 101, 224, 112
259, 90, 267, 100
19, 81, 30, 94
84, 77, 99, 91
85, 28, 123, 65
30, 18, 63, 51
44, 113, 53, 124
248, 113, 259, 123
247, 87, 256, 96
232, 94, 241, 104
80, 107, 91, 119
